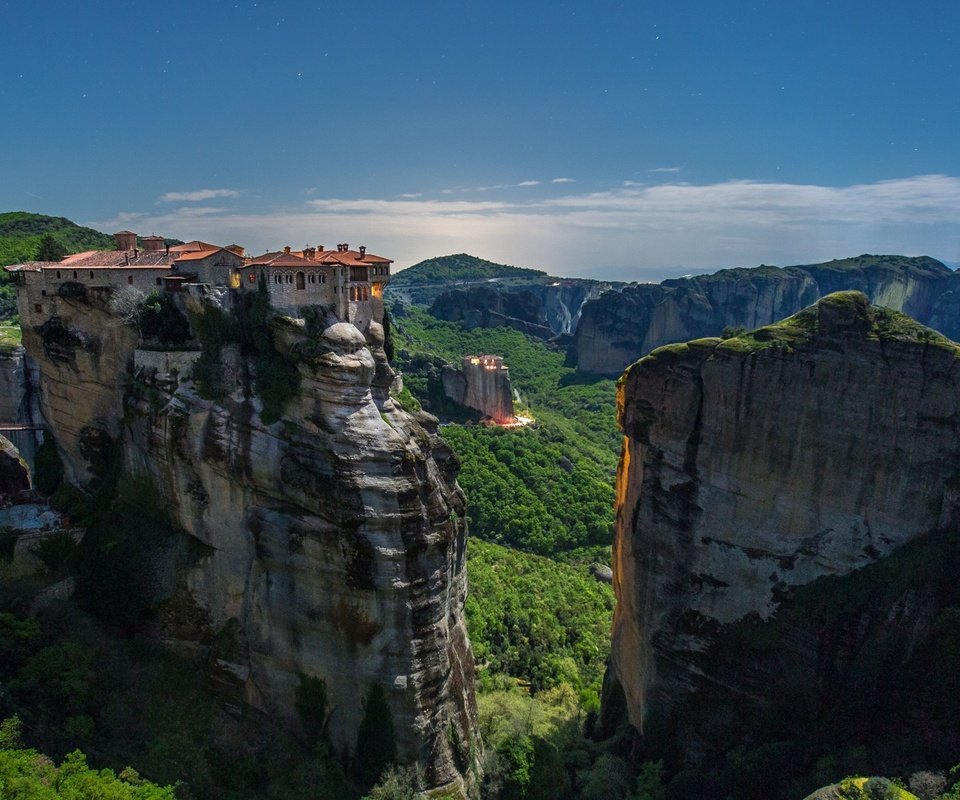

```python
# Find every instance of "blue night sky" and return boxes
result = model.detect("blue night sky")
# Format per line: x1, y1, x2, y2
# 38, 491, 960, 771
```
1, 0, 958, 279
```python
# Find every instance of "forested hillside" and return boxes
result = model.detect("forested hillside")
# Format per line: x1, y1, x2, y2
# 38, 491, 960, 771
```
0, 212, 116, 266
390, 254, 545, 286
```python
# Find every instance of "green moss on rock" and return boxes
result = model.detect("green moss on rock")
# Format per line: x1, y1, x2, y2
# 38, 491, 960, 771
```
803, 776, 918, 800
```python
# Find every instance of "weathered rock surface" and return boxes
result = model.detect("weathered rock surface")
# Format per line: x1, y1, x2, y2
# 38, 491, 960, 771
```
607, 292, 960, 734
0, 345, 43, 470
429, 278, 617, 338
573, 255, 956, 375
18, 290, 480, 794
441, 356, 515, 424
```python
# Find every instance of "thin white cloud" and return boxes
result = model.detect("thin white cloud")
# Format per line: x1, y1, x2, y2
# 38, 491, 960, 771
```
517, 180, 540, 187
159, 188, 240, 203
94, 175, 960, 281
398, 192, 423, 199
551, 177, 575, 183
648, 167, 681, 173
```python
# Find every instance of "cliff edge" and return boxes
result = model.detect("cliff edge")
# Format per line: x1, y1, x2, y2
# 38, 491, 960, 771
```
607, 292, 960, 737
17, 284, 480, 794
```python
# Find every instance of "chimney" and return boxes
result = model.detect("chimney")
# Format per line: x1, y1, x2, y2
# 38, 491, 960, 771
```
114, 231, 137, 251
284, 246, 291, 254
359, 246, 366, 259
303, 246, 316, 260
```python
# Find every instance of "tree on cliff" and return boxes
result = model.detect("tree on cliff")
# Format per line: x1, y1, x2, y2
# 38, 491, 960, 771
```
34, 234, 66, 262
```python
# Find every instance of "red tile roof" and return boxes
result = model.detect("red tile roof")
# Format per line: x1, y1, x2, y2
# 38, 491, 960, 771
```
58, 250, 178, 267
168, 240, 220, 253
247, 251, 318, 267
174, 247, 239, 263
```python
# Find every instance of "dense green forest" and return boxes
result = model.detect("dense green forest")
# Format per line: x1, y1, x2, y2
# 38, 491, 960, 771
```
0, 212, 116, 267
391, 305, 619, 561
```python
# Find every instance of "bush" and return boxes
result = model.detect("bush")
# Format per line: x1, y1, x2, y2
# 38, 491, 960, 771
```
138, 292, 190, 346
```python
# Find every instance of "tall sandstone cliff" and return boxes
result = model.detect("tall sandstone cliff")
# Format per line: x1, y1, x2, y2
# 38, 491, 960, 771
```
18, 289, 480, 794
574, 255, 959, 375
606, 292, 960, 743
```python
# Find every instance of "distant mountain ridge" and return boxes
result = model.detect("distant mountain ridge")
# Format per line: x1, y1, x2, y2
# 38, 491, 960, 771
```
572, 253, 960, 375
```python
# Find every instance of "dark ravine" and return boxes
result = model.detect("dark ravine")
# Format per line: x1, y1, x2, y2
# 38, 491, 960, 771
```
573, 255, 959, 375
603, 293, 960, 795
15, 287, 481, 795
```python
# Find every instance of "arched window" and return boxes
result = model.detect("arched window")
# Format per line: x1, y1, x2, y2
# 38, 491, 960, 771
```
275, 274, 281, 284
308, 274, 315, 284
89, 271, 94, 279
319, 273, 325, 284
296, 271, 305, 290
56, 271, 61, 279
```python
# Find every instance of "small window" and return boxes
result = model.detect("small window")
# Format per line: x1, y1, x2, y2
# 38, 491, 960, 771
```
73, 270, 78, 279
320, 274, 325, 284
89, 271, 94, 279
296, 271, 305, 290
127, 275, 133, 285
56, 270, 61, 279
34, 303, 42, 313
248, 273, 256, 283
156, 277, 162, 286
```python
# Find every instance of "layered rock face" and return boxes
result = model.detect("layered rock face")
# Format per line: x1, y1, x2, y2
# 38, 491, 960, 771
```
18, 290, 480, 794
607, 292, 960, 734
574, 255, 955, 375
429, 278, 615, 339
441, 355, 514, 424
0, 345, 44, 471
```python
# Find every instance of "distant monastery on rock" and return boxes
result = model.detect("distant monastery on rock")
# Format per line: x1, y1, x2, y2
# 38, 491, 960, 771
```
6, 230, 392, 332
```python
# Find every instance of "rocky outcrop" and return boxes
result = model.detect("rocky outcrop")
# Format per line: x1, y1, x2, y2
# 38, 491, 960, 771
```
17, 289, 480, 795
607, 292, 960, 736
0, 434, 30, 495
573, 255, 956, 375
441, 355, 515, 424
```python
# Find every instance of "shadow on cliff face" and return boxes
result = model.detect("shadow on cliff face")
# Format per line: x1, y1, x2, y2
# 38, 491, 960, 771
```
621, 528, 960, 800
